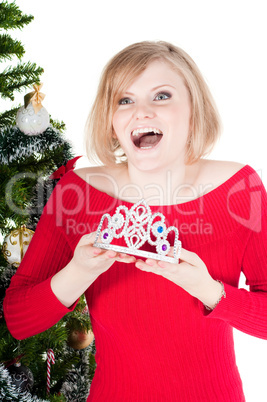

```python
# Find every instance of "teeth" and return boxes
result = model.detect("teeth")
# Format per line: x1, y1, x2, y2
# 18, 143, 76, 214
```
132, 127, 162, 136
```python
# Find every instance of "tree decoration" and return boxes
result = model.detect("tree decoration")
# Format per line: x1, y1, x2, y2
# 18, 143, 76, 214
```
0, 363, 46, 401
16, 84, 50, 135
46, 349, 55, 395
0, 4, 95, 399
60, 343, 95, 402
2, 226, 34, 267
0, 126, 74, 237
67, 329, 94, 351
66, 302, 94, 351
7, 362, 34, 393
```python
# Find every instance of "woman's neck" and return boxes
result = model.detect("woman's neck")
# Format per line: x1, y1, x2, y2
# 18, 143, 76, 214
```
119, 162, 200, 205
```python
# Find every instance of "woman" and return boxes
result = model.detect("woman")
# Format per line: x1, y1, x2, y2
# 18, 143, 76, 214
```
4, 41, 267, 401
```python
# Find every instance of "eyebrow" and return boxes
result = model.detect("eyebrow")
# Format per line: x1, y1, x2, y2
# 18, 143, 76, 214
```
124, 84, 176, 95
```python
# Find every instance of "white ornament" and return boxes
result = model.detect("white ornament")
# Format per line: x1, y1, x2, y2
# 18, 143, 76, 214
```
2, 226, 34, 266
16, 102, 50, 135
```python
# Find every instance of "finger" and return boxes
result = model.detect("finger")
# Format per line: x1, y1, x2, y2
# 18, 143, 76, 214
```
167, 246, 174, 257
97, 250, 135, 262
144, 258, 157, 267
179, 248, 201, 266
167, 246, 183, 261
117, 252, 136, 260
92, 247, 102, 256
136, 258, 164, 270
81, 243, 117, 260
135, 260, 151, 270
117, 255, 136, 263
78, 231, 98, 247
93, 250, 133, 262
99, 249, 117, 259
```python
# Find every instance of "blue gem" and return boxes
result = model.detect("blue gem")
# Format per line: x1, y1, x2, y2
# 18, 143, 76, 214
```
157, 226, 164, 233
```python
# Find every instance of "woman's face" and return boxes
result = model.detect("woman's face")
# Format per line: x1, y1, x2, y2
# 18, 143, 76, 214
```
112, 60, 191, 172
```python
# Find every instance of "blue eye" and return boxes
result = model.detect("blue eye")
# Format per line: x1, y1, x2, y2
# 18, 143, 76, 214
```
119, 97, 133, 105
154, 92, 171, 101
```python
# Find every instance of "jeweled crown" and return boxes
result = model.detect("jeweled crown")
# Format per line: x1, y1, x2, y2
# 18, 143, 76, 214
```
94, 199, 182, 263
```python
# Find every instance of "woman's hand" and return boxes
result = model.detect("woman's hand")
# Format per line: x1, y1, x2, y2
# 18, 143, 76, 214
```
135, 248, 223, 309
72, 231, 136, 279
51, 232, 136, 307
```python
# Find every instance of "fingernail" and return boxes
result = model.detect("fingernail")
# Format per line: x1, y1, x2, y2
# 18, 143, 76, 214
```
107, 251, 116, 258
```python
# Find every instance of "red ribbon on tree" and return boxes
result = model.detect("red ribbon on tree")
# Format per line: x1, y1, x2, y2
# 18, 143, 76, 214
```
4, 353, 25, 368
46, 349, 55, 394
49, 156, 82, 180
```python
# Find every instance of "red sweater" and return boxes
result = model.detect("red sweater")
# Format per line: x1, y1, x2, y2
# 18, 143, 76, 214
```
4, 165, 267, 401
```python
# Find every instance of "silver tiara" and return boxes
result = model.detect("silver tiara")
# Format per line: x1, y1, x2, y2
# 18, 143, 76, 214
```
94, 199, 182, 264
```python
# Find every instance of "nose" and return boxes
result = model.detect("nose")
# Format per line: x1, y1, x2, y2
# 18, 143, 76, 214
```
133, 102, 155, 120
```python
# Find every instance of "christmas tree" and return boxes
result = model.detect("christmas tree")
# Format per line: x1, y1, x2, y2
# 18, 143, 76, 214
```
0, 0, 43, 127
0, 1, 95, 400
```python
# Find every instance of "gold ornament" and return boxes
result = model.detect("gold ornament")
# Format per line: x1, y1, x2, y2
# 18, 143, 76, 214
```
24, 83, 46, 113
67, 329, 94, 350
2, 226, 34, 267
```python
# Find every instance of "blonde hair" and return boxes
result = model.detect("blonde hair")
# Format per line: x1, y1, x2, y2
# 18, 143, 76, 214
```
85, 41, 221, 166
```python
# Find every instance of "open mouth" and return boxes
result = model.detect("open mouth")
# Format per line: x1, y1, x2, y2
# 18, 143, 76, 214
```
131, 127, 163, 149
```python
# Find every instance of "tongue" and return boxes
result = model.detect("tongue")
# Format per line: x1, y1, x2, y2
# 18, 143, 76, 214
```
138, 133, 162, 148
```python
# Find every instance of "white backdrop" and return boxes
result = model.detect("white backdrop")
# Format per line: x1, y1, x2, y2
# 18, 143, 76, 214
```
8, 0, 267, 400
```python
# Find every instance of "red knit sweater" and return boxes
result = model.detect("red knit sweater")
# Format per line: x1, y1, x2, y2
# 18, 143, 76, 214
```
4, 165, 267, 401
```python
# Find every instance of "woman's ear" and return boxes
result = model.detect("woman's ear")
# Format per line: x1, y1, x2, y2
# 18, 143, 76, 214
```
112, 127, 117, 139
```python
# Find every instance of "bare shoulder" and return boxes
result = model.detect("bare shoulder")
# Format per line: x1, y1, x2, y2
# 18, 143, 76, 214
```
198, 159, 246, 188
74, 164, 127, 195
75, 165, 109, 180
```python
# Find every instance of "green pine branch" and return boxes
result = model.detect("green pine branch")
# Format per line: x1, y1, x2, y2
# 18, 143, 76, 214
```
0, 1, 43, 106
49, 118, 66, 134
0, 33, 25, 61
0, 1, 33, 31
0, 364, 48, 401
0, 62, 44, 100
0, 106, 19, 128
